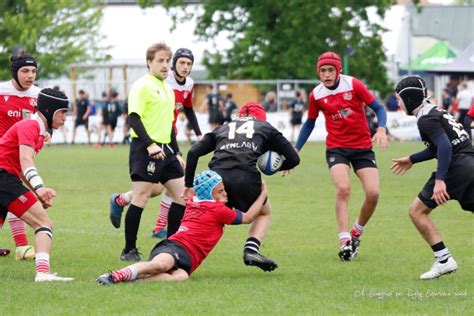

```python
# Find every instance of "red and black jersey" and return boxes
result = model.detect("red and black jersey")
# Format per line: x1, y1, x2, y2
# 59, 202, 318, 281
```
170, 198, 239, 273
0, 81, 40, 137
308, 74, 375, 149
0, 114, 47, 177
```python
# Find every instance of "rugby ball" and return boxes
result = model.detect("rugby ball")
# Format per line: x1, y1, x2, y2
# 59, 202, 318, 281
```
257, 151, 284, 175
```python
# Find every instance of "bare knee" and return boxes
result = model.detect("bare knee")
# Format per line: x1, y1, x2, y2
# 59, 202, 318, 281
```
365, 189, 379, 204
336, 186, 350, 200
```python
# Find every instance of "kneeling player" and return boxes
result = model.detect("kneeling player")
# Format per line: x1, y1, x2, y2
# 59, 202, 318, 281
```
391, 76, 474, 280
97, 170, 267, 284
0, 88, 73, 282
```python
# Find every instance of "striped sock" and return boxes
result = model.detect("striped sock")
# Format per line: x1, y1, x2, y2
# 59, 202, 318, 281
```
338, 232, 351, 248
111, 266, 138, 283
350, 222, 365, 239
116, 192, 132, 207
7, 213, 29, 247
431, 241, 451, 264
244, 237, 261, 254
35, 252, 50, 273
153, 194, 172, 232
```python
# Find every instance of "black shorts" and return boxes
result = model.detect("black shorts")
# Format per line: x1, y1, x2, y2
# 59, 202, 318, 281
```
74, 119, 88, 128
105, 119, 118, 130
326, 148, 377, 171
0, 169, 30, 207
213, 168, 264, 212
149, 239, 192, 275
129, 138, 184, 184
418, 153, 474, 212
0, 169, 34, 223
290, 117, 303, 126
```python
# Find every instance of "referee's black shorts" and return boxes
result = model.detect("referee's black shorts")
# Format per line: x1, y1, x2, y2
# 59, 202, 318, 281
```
419, 153, 474, 212
213, 168, 264, 213
129, 138, 183, 184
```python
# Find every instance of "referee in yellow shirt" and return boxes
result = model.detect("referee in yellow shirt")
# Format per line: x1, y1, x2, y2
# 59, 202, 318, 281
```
121, 43, 186, 262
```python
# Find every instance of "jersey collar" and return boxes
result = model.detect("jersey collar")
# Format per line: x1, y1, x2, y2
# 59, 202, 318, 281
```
31, 113, 48, 136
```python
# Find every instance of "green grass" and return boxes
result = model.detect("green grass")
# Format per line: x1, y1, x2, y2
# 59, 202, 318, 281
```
1, 142, 472, 315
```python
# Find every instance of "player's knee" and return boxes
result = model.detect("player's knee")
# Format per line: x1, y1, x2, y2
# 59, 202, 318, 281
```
336, 186, 350, 199
365, 189, 379, 203
35, 226, 53, 239
149, 259, 170, 274
176, 271, 189, 282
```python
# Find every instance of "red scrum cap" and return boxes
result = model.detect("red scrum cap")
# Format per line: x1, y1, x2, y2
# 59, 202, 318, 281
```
239, 102, 266, 121
317, 52, 342, 77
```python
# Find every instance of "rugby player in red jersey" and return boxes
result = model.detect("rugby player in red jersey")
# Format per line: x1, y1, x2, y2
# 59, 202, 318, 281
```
0, 50, 41, 260
0, 88, 73, 282
295, 52, 388, 261
97, 170, 267, 284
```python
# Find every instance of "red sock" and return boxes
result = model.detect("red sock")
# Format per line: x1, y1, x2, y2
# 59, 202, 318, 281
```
153, 195, 172, 232
8, 214, 29, 247
111, 266, 137, 283
115, 193, 131, 207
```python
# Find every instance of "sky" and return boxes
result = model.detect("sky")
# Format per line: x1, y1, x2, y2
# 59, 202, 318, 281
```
101, 5, 231, 65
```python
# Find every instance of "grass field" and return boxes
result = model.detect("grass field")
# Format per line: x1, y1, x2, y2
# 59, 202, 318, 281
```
1, 142, 472, 315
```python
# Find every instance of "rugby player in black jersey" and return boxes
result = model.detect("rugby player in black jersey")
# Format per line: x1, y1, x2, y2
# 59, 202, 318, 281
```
182, 102, 300, 272
391, 76, 474, 280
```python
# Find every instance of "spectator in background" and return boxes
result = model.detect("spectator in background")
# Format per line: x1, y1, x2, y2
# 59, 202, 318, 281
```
466, 103, 474, 139
103, 89, 122, 147
94, 91, 108, 148
203, 85, 224, 130
385, 92, 399, 112
456, 82, 473, 136
289, 91, 306, 143
222, 93, 238, 124
71, 89, 91, 144
263, 91, 277, 112
441, 88, 453, 114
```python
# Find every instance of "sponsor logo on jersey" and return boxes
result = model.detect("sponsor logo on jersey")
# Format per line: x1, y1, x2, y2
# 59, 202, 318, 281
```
18, 195, 28, 203
219, 141, 258, 151
7, 110, 24, 118
3, 96, 9, 102
330, 108, 353, 121
183, 91, 188, 99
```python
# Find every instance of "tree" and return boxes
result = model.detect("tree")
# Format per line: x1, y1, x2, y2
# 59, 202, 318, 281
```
139, 0, 393, 95
0, 0, 110, 80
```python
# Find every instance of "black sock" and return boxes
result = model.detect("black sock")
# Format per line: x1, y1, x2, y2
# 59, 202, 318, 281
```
244, 237, 261, 254
167, 203, 186, 238
431, 241, 450, 264
124, 204, 144, 252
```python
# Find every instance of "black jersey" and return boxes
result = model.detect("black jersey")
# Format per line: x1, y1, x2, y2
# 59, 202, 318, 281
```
417, 106, 473, 155
185, 117, 299, 187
